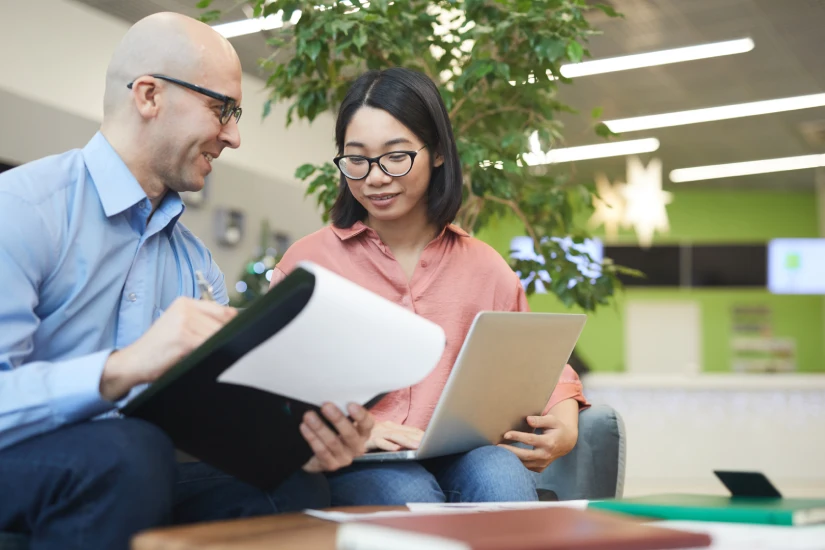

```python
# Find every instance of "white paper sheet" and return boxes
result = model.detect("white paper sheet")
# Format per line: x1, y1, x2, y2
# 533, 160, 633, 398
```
305, 500, 590, 523
406, 500, 590, 512
306, 509, 423, 523
217, 262, 447, 411
653, 520, 825, 550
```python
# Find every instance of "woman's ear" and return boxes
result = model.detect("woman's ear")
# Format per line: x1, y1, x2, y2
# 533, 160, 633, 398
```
433, 150, 445, 168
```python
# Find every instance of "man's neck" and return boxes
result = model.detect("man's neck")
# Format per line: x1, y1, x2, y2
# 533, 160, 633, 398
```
100, 127, 167, 212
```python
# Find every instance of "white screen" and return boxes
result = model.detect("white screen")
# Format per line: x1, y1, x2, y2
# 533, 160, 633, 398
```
767, 238, 825, 295
510, 236, 603, 293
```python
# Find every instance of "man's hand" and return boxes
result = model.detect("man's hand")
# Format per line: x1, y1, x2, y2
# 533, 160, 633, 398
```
301, 403, 374, 473
498, 399, 580, 473
100, 298, 237, 401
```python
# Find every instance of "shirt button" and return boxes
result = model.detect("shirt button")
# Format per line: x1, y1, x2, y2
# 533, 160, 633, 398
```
420, 261, 428, 267
138, 202, 146, 209
127, 293, 137, 302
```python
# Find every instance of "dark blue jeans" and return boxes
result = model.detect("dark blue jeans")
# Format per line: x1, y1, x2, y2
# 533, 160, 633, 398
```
0, 418, 329, 550
327, 445, 538, 505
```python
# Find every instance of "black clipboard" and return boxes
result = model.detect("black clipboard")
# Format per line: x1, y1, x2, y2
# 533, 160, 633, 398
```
121, 267, 384, 490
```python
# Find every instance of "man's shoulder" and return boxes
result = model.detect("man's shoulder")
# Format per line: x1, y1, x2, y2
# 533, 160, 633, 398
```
0, 149, 85, 205
172, 221, 214, 261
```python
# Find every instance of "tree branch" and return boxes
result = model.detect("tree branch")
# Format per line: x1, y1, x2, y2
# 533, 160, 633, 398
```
458, 105, 534, 134
449, 77, 485, 120
484, 194, 540, 252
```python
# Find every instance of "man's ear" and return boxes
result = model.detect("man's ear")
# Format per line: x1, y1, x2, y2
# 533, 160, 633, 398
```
130, 77, 161, 120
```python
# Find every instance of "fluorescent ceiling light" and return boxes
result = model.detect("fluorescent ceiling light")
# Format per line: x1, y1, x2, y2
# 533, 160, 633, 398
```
523, 137, 660, 165
213, 10, 301, 38
669, 154, 825, 182
605, 93, 825, 133
213, 1, 371, 38
560, 38, 754, 78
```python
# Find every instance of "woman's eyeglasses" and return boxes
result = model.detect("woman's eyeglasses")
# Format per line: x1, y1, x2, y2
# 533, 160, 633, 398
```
333, 145, 427, 180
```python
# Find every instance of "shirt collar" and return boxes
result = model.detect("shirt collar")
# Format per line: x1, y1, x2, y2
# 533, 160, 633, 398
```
82, 132, 184, 233
330, 221, 470, 241
83, 132, 148, 218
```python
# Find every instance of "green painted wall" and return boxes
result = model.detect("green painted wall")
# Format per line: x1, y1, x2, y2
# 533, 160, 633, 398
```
477, 189, 825, 372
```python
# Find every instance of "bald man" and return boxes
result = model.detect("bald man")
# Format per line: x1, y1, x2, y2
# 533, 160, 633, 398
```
0, 12, 372, 550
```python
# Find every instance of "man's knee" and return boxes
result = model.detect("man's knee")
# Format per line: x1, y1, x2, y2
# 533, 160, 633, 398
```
61, 419, 176, 509
0, 418, 178, 547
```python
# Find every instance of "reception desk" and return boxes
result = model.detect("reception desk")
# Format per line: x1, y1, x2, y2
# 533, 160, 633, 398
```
583, 373, 825, 497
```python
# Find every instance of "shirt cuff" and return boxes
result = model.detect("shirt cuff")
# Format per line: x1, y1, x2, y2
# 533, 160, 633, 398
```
542, 365, 591, 414
45, 349, 116, 425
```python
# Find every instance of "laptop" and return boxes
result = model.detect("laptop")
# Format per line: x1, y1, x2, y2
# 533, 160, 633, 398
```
356, 311, 587, 462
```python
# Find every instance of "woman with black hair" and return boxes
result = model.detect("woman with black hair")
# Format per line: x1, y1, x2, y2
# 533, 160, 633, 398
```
270, 67, 588, 505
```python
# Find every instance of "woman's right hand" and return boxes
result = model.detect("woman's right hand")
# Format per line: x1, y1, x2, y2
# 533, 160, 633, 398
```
367, 421, 425, 451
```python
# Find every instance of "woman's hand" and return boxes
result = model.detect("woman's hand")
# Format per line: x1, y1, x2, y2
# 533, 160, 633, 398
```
498, 399, 580, 473
367, 421, 425, 451
301, 403, 374, 473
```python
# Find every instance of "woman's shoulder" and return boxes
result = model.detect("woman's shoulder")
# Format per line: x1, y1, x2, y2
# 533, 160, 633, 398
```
447, 226, 521, 283
278, 225, 342, 270
288, 225, 340, 248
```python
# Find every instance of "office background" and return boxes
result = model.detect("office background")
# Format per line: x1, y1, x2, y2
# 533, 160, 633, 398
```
2, 0, 823, 497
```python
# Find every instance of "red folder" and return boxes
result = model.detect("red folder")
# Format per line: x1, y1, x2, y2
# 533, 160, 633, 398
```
338, 507, 712, 550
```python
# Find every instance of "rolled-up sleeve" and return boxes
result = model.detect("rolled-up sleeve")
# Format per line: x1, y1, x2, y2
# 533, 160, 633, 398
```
510, 279, 591, 413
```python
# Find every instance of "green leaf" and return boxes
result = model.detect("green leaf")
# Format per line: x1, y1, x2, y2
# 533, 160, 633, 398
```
195, 0, 212, 8
591, 106, 603, 120
566, 41, 584, 64
295, 163, 317, 180
536, 37, 566, 62
353, 28, 368, 51
306, 40, 322, 62
595, 122, 618, 138
595, 3, 622, 18
198, 9, 221, 23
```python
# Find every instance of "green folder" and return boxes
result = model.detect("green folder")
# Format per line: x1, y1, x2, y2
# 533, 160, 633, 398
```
589, 494, 825, 526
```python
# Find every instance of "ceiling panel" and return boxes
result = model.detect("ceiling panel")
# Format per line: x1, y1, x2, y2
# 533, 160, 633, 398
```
71, 0, 825, 190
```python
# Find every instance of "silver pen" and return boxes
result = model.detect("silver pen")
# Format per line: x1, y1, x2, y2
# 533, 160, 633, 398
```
195, 270, 215, 302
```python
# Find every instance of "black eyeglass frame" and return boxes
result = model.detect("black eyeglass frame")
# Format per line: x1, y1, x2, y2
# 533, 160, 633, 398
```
126, 74, 242, 125
333, 145, 427, 180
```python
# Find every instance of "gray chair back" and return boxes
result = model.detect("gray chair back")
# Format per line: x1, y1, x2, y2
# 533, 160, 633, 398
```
536, 404, 626, 500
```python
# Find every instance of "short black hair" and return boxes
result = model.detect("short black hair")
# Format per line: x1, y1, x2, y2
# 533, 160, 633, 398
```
330, 67, 463, 229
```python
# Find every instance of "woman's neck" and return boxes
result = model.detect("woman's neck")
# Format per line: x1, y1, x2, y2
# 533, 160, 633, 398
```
366, 205, 438, 253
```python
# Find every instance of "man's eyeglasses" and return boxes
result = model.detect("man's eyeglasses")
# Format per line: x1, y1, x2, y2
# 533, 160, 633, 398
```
126, 74, 242, 125
333, 145, 427, 180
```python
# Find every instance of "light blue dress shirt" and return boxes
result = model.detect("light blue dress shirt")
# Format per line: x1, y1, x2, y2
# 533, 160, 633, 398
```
0, 132, 227, 451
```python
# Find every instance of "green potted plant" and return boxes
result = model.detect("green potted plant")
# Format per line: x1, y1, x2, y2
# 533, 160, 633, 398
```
201, 0, 636, 309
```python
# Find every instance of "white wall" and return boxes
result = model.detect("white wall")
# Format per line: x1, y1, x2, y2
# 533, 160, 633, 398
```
0, 0, 336, 187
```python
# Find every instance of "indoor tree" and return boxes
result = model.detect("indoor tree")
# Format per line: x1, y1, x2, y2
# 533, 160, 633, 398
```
200, 0, 636, 309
